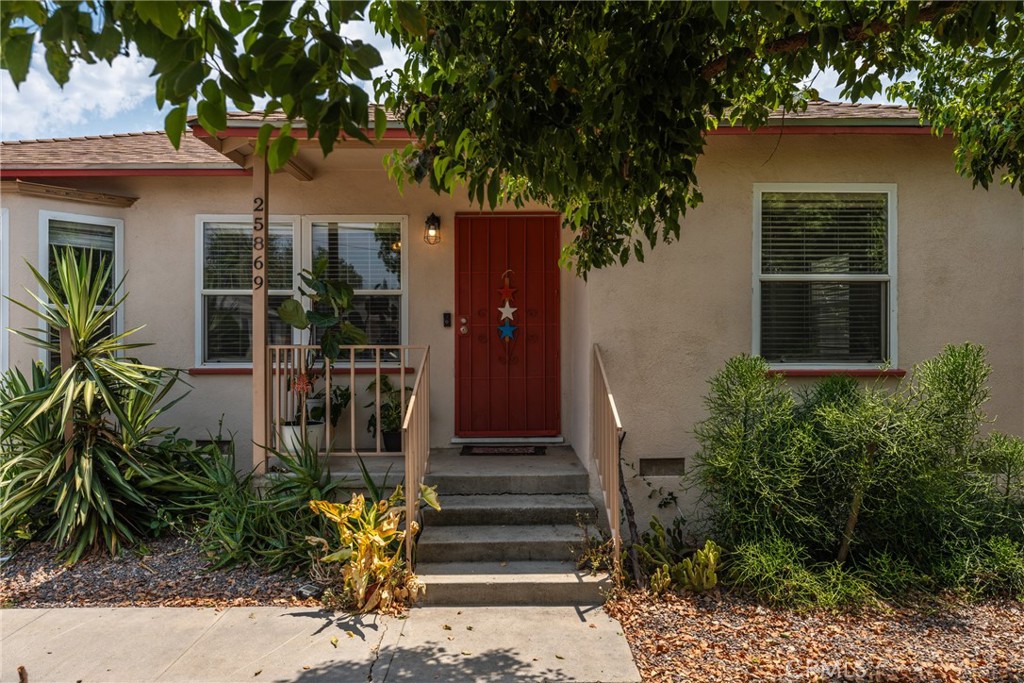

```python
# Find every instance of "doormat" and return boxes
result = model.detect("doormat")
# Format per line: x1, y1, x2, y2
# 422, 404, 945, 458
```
460, 445, 547, 456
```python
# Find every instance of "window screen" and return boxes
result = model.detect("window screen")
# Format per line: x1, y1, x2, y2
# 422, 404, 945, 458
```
310, 221, 403, 359
200, 221, 294, 363
758, 191, 891, 365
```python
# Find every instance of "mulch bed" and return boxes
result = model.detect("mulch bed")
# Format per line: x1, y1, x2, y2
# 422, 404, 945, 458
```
0, 537, 320, 609
607, 589, 1024, 683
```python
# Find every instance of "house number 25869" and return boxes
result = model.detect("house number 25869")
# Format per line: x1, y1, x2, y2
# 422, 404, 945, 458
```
253, 196, 266, 290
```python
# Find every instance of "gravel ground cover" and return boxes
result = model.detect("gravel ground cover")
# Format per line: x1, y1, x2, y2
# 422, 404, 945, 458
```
0, 537, 319, 609
608, 590, 1024, 683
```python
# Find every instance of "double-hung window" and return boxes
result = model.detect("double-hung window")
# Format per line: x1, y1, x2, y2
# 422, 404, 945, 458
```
39, 211, 124, 368
306, 217, 406, 362
197, 216, 296, 365
753, 184, 897, 367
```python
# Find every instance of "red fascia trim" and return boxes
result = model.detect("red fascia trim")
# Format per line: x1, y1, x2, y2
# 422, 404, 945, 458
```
189, 366, 415, 376
769, 368, 907, 378
1, 168, 250, 179
191, 126, 413, 140
709, 125, 933, 136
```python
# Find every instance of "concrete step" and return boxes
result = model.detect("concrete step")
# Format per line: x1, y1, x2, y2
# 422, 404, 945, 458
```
417, 561, 610, 606
416, 524, 587, 563
424, 470, 588, 495
422, 494, 597, 527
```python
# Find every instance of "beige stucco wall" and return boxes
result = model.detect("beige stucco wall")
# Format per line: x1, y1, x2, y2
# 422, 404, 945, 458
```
0, 144, 586, 463
3, 132, 1022, 518
586, 132, 1024, 524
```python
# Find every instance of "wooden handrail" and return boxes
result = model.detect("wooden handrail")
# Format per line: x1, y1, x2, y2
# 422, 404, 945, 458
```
592, 344, 623, 573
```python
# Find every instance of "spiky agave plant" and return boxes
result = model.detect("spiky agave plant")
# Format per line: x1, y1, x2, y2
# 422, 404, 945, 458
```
0, 248, 188, 563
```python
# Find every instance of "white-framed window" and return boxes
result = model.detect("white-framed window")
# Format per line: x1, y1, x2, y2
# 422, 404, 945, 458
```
195, 215, 299, 366
302, 216, 408, 362
1, 208, 9, 372
38, 210, 125, 367
752, 184, 897, 368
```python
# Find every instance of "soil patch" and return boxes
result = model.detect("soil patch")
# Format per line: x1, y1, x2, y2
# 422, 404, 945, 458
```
0, 537, 319, 609
607, 589, 1024, 682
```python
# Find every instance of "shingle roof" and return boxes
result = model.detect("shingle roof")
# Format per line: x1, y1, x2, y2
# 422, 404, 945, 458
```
1, 131, 238, 170
770, 101, 922, 123
203, 103, 402, 127
1, 102, 925, 172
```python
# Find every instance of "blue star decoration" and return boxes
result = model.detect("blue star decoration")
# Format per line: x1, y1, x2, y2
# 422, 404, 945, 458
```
497, 320, 517, 340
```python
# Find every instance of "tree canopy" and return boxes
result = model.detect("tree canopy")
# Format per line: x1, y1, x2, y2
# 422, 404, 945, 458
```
3, 1, 1022, 274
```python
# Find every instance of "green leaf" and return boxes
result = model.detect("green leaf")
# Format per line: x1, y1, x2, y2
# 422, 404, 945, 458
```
134, 1, 183, 38
711, 1, 729, 28
395, 2, 427, 37
2, 33, 35, 86
163, 106, 188, 149
277, 299, 309, 329
374, 106, 388, 140
267, 133, 298, 171
44, 45, 72, 86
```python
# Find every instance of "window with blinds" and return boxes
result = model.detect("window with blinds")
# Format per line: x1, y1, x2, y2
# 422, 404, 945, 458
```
310, 221, 403, 360
200, 220, 294, 363
756, 189, 893, 365
46, 217, 121, 368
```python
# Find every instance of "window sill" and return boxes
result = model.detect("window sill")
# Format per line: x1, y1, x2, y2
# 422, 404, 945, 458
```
189, 366, 416, 376
768, 368, 907, 378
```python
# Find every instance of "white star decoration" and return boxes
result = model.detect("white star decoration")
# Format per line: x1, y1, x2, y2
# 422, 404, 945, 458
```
498, 301, 518, 321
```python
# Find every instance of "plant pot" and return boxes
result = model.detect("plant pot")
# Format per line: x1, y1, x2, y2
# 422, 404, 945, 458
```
382, 430, 402, 453
279, 421, 325, 454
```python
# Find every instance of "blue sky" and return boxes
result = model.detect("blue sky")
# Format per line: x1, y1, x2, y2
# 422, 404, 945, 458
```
0, 22, 886, 142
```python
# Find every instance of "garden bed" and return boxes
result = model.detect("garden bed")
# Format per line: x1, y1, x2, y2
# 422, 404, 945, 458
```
608, 589, 1024, 683
0, 537, 319, 609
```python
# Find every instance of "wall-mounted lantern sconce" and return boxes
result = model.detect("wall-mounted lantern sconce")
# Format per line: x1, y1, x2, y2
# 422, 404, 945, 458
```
424, 213, 442, 245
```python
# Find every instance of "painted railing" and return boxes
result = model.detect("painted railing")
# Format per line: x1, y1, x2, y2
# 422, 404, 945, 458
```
592, 344, 623, 570
266, 345, 429, 461
402, 347, 431, 567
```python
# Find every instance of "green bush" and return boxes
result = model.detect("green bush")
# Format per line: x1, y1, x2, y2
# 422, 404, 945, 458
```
693, 344, 1024, 604
0, 250, 198, 563
172, 439, 344, 573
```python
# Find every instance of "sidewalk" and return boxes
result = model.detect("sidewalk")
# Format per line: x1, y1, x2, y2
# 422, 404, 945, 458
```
0, 605, 641, 682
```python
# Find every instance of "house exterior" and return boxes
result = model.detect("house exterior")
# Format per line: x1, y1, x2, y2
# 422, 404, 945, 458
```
2, 102, 1022, 528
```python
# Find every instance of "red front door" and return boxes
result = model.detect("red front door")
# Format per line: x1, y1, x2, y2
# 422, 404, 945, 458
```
455, 213, 561, 437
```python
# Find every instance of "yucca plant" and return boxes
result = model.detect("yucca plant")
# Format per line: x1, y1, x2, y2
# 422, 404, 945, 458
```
0, 248, 188, 563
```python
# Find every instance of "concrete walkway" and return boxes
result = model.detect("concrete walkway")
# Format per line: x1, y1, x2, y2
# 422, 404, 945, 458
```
0, 605, 641, 683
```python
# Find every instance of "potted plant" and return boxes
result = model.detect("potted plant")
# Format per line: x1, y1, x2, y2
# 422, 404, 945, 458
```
365, 375, 412, 452
279, 372, 325, 454
277, 256, 366, 454
309, 383, 353, 451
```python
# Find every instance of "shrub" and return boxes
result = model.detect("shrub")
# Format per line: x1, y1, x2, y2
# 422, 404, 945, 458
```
693, 343, 1024, 604
307, 458, 440, 613
0, 250, 196, 563
173, 439, 343, 573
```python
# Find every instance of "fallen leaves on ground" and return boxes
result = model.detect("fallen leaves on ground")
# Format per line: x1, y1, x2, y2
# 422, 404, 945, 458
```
607, 589, 1024, 683
0, 538, 320, 609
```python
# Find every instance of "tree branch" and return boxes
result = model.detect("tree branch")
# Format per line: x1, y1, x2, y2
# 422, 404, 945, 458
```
700, 2, 965, 80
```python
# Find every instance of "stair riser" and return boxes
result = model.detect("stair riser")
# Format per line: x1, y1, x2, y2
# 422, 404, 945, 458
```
422, 506, 596, 527
424, 474, 589, 495
418, 540, 577, 563
420, 581, 606, 606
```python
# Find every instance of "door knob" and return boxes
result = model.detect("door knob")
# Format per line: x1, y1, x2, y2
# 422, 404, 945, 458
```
459, 325, 469, 335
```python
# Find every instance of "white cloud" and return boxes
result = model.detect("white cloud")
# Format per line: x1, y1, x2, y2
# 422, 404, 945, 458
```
1, 43, 163, 140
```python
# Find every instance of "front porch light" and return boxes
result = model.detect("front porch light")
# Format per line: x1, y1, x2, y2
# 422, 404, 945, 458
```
424, 212, 442, 245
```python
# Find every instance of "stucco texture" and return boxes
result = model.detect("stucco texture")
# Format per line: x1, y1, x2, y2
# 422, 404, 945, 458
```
586, 133, 1024, 522
2, 132, 1022, 525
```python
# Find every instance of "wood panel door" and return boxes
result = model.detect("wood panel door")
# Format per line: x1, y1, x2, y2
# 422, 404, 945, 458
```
455, 213, 561, 437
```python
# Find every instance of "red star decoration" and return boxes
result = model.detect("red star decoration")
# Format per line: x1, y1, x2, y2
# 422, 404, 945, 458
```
498, 285, 516, 300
